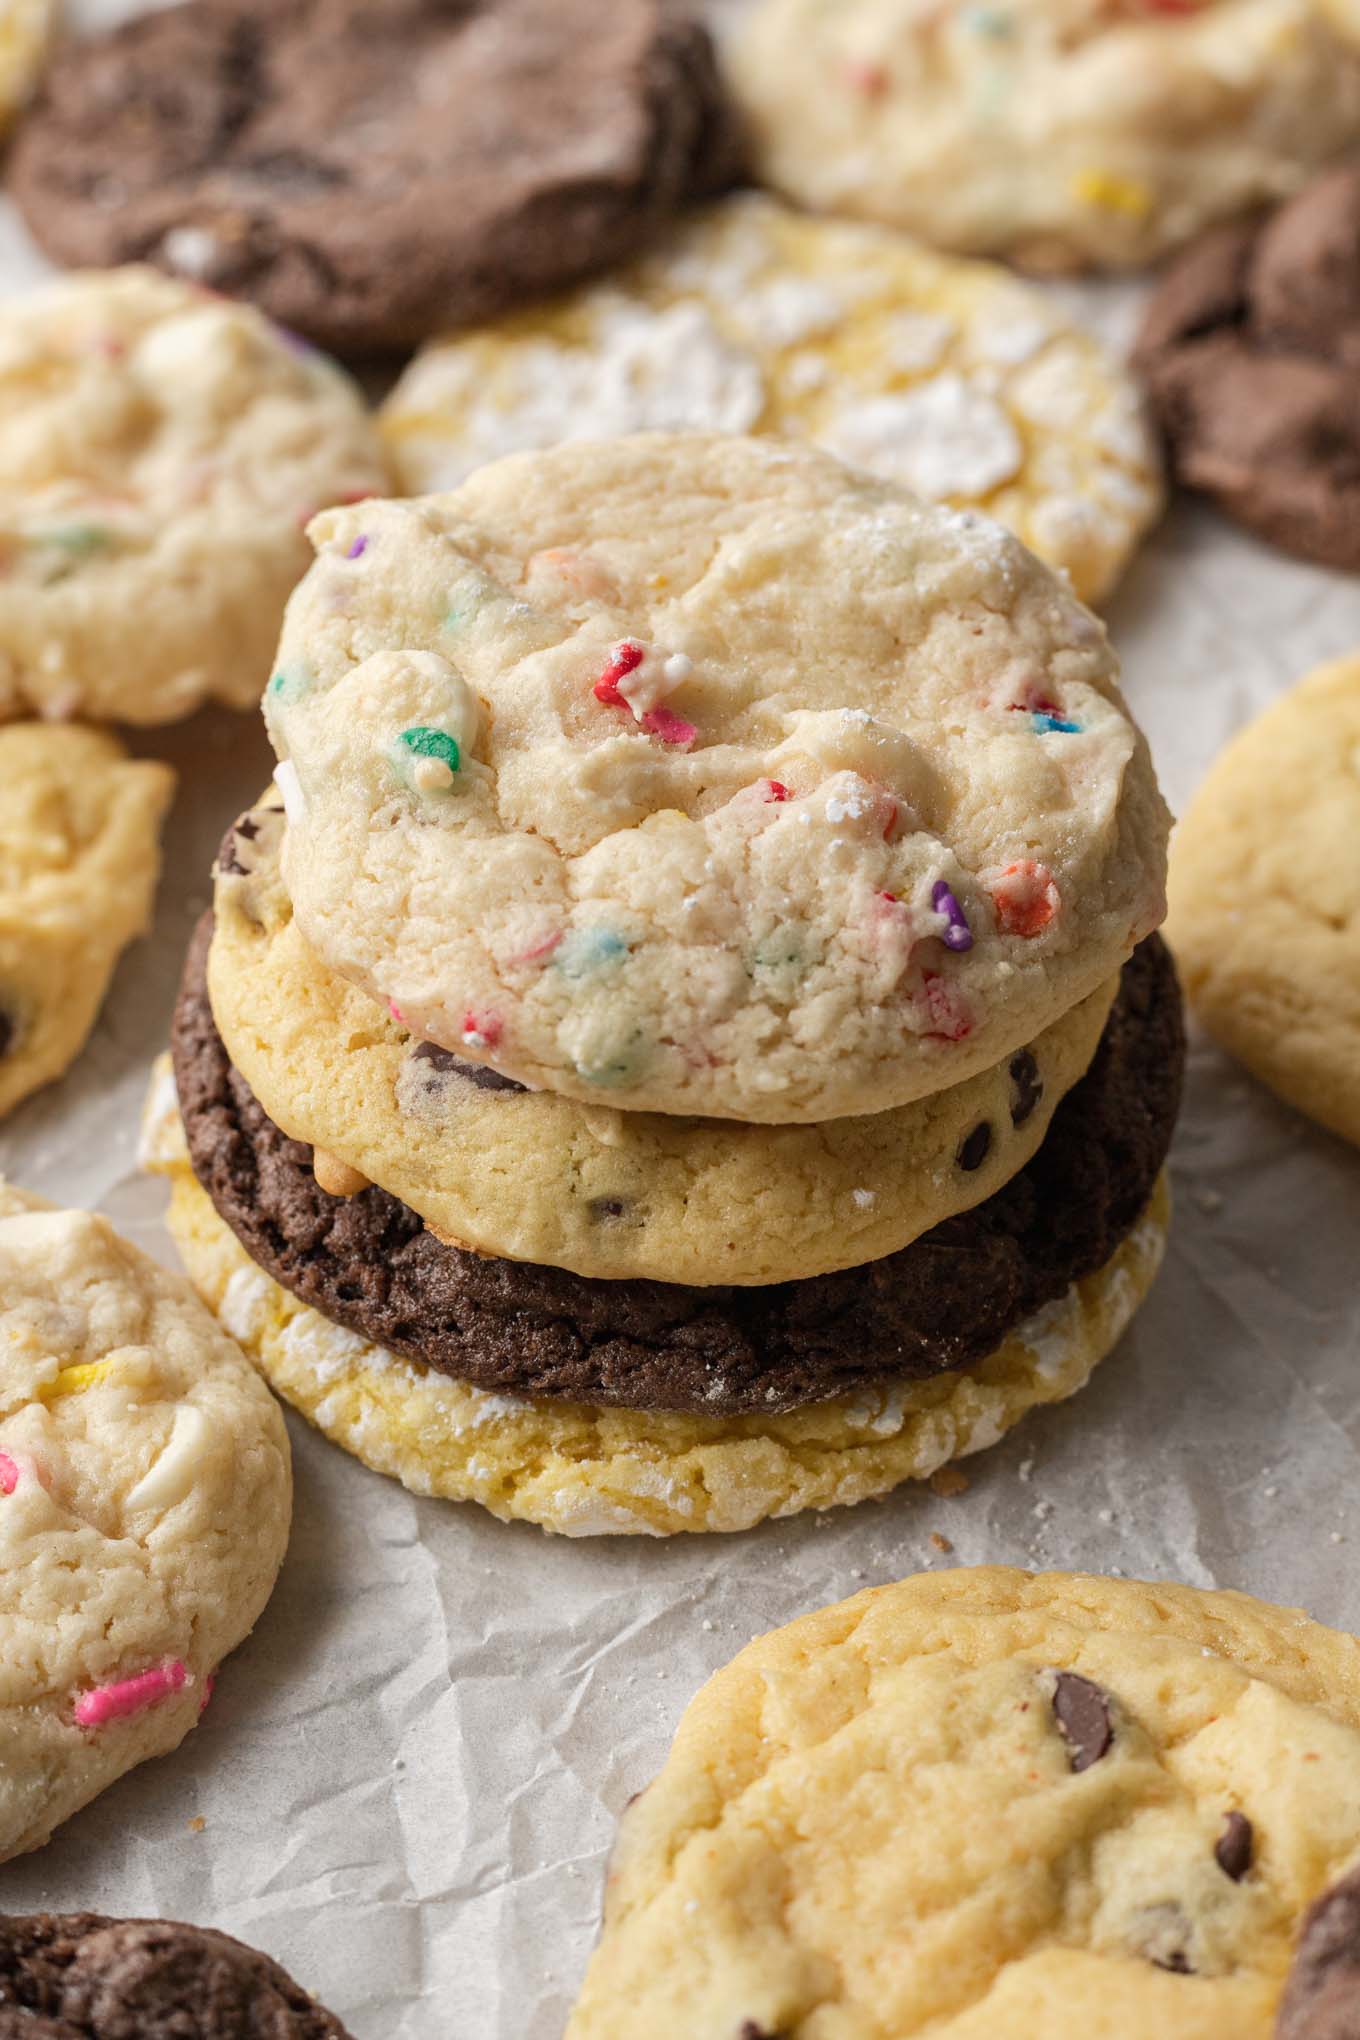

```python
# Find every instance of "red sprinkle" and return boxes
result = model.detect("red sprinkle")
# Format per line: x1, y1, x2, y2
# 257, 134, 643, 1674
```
640, 705, 696, 748
990, 861, 1060, 939
593, 641, 646, 707
763, 781, 790, 803
515, 929, 564, 965
462, 1011, 503, 1049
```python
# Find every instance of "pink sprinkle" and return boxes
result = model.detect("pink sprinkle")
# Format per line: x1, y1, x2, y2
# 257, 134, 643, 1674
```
881, 797, 900, 842
514, 929, 564, 965
388, 999, 406, 1026
593, 641, 645, 707
198, 1672, 217, 1717
921, 972, 973, 1043
462, 1011, 503, 1050
0, 1452, 17, 1496
763, 781, 790, 803
640, 706, 696, 748
74, 1660, 188, 1730
846, 58, 889, 95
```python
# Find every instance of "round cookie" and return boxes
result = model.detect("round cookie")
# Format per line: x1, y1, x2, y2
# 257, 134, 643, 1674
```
1135, 162, 1360, 570
0, 1182, 291, 1862
8, 0, 742, 358
727, 0, 1360, 273
380, 194, 1164, 607
0, 1913, 353, 2040
1166, 654, 1360, 1149
0, 1, 52, 136
0, 725, 174, 1122
148, 1089, 1169, 1536
169, 917, 1181, 1417
208, 796, 1116, 1286
567, 1567, 1360, 2034
266, 435, 1169, 1123
0, 267, 389, 725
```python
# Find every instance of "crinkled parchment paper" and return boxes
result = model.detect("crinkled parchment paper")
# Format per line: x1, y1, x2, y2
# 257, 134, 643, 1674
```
1, 5, 1359, 2034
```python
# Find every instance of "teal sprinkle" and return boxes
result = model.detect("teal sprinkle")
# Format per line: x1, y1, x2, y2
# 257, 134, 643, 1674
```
396, 725, 461, 774
556, 928, 628, 981
574, 1033, 645, 1088
751, 927, 809, 982
1032, 713, 1082, 735
268, 667, 312, 706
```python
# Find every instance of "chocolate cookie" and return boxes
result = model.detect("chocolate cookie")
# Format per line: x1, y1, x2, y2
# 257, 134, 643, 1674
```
0, 1914, 351, 2040
1278, 1866, 1360, 2040
1135, 161, 1360, 571
172, 918, 1183, 1417
9, 0, 741, 356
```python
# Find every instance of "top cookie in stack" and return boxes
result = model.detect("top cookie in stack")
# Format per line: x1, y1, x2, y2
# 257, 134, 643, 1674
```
151, 435, 1182, 1537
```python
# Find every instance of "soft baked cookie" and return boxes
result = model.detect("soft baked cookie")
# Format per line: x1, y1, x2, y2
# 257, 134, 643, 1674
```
146, 1079, 1169, 1535
0, 267, 389, 725
1136, 161, 1360, 569
207, 798, 1115, 1286
266, 436, 1169, 1123
171, 914, 1180, 1415
728, 0, 1360, 273
0, 1181, 291, 1861
0, 1, 52, 136
1166, 654, 1360, 1148
0, 725, 174, 1122
0, 1913, 353, 2040
568, 1567, 1360, 2034
8, 0, 741, 357
381, 194, 1163, 606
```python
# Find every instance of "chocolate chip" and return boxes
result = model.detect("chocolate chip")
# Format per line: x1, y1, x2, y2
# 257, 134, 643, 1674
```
217, 813, 258, 876
591, 1198, 628, 1222
1215, 1810, 1253, 1882
1051, 1670, 1113, 1772
957, 1122, 992, 1171
1009, 1049, 1043, 1126
1278, 1862, 1360, 2040
410, 1040, 528, 1094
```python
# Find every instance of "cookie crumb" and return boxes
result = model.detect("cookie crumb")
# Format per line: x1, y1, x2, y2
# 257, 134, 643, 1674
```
929, 1531, 954, 1553
929, 1467, 970, 1498
187, 1815, 206, 1834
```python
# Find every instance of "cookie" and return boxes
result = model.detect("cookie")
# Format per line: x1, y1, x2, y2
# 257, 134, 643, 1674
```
171, 906, 1180, 1413
1166, 654, 1360, 1149
0, 725, 174, 1122
146, 1082, 1169, 1535
0, 1913, 352, 2040
266, 435, 1169, 1123
1135, 162, 1360, 570
0, 1, 52, 136
9, 0, 741, 357
0, 267, 389, 725
727, 0, 1360, 273
380, 194, 1163, 607
568, 1567, 1360, 2033
0, 1181, 291, 1861
207, 797, 1116, 1286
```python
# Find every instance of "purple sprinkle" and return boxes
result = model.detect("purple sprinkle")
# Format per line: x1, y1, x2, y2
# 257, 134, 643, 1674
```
932, 879, 973, 952
346, 535, 369, 561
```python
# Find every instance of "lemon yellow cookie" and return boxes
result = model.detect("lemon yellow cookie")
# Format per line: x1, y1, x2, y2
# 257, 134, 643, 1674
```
381, 195, 1163, 605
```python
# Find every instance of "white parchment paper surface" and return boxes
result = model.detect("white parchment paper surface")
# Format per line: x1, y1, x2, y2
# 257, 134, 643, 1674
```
1, 4, 1359, 2035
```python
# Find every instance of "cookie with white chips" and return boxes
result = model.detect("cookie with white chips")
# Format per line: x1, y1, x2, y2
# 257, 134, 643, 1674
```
266, 435, 1169, 1123
382, 195, 1163, 605
0, 1181, 291, 1862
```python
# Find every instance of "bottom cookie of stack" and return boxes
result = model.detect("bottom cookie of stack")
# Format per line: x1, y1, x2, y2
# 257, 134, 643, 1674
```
142, 912, 1179, 1537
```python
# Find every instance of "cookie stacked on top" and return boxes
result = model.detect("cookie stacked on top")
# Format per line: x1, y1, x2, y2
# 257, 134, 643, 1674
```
146, 434, 1181, 1537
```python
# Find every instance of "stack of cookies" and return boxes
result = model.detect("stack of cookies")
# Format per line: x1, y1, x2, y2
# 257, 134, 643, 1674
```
146, 432, 1182, 1538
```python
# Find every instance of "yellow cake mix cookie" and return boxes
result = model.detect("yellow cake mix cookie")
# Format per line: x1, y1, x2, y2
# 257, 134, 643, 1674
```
380, 195, 1163, 606
0, 722, 174, 1121
0, 266, 390, 724
568, 1565, 1360, 2035
728, 0, 1360, 272
1167, 653, 1360, 1148
144, 1072, 1168, 1538
207, 795, 1115, 1286
265, 436, 1169, 1123
0, 1179, 291, 1861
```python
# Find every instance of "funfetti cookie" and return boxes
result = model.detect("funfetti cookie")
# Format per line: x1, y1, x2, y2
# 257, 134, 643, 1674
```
265, 435, 1170, 1125
0, 267, 389, 725
0, 0, 53, 136
139, 909, 1179, 1534
381, 194, 1164, 606
0, 725, 174, 1122
568, 1567, 1360, 2036
1166, 654, 1360, 1149
9, 0, 742, 357
206, 796, 1116, 1287
0, 1913, 354, 2040
1136, 161, 1360, 570
0, 1182, 291, 1861
728, 0, 1360, 272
